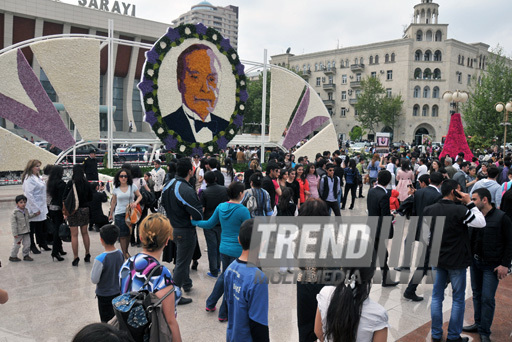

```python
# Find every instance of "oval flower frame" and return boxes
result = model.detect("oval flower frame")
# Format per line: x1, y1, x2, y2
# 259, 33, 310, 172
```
138, 23, 247, 156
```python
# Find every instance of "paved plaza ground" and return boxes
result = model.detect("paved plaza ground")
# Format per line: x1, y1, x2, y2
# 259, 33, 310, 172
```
0, 185, 510, 341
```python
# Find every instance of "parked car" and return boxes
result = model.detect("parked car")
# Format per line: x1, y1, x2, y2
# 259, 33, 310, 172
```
116, 143, 130, 153
115, 144, 152, 162
35, 141, 49, 150
64, 144, 106, 164
348, 142, 366, 154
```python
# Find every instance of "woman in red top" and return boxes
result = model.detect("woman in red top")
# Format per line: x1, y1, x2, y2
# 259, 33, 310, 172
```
295, 164, 310, 204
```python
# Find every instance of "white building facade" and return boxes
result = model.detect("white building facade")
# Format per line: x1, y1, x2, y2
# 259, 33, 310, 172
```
172, 1, 239, 50
270, 0, 491, 144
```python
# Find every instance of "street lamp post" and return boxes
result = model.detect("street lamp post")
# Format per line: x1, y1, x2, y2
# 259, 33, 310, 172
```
495, 101, 512, 150
442, 90, 469, 115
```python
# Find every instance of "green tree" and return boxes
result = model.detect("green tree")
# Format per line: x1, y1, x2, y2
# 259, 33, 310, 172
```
349, 126, 364, 141
354, 76, 403, 135
380, 94, 404, 134
244, 72, 271, 134
463, 47, 512, 144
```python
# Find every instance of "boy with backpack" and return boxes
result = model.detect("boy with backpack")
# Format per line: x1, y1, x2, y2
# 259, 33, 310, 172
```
224, 218, 269, 341
90, 224, 124, 322
241, 173, 273, 218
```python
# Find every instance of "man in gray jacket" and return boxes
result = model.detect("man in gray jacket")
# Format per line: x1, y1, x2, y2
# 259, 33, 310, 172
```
470, 166, 502, 206
453, 162, 469, 193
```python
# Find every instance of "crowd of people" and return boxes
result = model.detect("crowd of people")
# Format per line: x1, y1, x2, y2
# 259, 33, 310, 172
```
2, 142, 512, 342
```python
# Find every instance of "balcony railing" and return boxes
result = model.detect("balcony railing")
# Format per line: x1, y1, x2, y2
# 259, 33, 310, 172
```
349, 98, 358, 105
323, 67, 336, 75
350, 81, 361, 88
323, 83, 336, 90
351, 64, 365, 71
323, 99, 335, 107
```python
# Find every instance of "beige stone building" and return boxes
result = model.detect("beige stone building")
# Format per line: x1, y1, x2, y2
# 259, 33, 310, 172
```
270, 0, 491, 144
172, 1, 239, 50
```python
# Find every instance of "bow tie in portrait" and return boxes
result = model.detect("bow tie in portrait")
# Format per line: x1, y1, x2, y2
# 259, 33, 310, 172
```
194, 119, 217, 132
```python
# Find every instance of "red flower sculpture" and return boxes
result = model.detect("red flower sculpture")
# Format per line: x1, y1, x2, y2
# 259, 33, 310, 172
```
440, 113, 474, 160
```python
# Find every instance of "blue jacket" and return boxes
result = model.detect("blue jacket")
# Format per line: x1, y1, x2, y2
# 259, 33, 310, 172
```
162, 177, 203, 229
192, 202, 251, 257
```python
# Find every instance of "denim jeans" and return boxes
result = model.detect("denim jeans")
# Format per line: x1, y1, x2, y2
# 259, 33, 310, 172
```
172, 228, 197, 291
206, 253, 236, 319
204, 226, 221, 276
431, 267, 467, 340
470, 257, 500, 337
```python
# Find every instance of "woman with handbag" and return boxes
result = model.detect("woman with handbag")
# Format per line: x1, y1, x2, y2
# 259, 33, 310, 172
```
46, 165, 67, 261
131, 165, 151, 247
21, 159, 50, 255
63, 165, 93, 266
109, 169, 142, 259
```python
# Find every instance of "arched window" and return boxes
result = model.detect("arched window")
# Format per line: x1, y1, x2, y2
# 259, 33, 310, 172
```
375, 55, 379, 64
423, 86, 430, 98
385, 54, 390, 63
434, 50, 442, 61
458, 55, 461, 64
435, 30, 442, 41
414, 68, 422, 79
432, 105, 439, 117
433, 86, 440, 98
303, 64, 306, 73
319, 62, 324, 70
414, 86, 421, 98
422, 105, 429, 116
413, 104, 420, 116
360, 57, 364, 65
391, 53, 395, 62
332, 61, 336, 68
433, 68, 441, 79
416, 30, 423, 41
423, 68, 432, 79
461, 56, 465, 65
327, 61, 331, 70
415, 50, 422, 61
426, 30, 433, 41
340, 60, 344, 68
307, 64, 311, 71
369, 56, 374, 64
354, 58, 358, 65
346, 59, 349, 67
315, 63, 318, 71
424, 50, 432, 61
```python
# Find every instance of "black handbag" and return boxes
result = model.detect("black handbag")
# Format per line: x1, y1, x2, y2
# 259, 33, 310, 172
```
59, 222, 71, 242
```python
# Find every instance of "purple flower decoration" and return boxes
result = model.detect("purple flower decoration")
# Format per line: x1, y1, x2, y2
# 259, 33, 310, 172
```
192, 147, 204, 157
217, 136, 228, 150
138, 80, 154, 95
233, 114, 244, 128
164, 135, 178, 150
236, 63, 245, 76
166, 27, 181, 42
144, 111, 157, 126
195, 23, 207, 35
145, 49, 159, 64
239, 90, 248, 102
220, 38, 231, 51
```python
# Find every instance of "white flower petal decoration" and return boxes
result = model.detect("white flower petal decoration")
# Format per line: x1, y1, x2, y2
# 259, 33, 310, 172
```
185, 28, 191, 35
230, 129, 234, 134
240, 81, 245, 86
240, 104, 245, 110
208, 146, 213, 152
160, 42, 167, 49
147, 69, 154, 76
212, 34, 218, 41
180, 145, 186, 152
147, 98, 154, 105
157, 128, 164, 134
231, 53, 237, 59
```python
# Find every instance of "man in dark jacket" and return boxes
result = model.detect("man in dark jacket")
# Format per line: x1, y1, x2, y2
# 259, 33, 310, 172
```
319, 163, 341, 216
88, 182, 109, 232
261, 162, 280, 208
402, 172, 443, 301
425, 179, 485, 342
201, 171, 229, 278
207, 158, 224, 186
367, 170, 398, 287
462, 188, 512, 342
162, 158, 203, 304
83, 149, 99, 181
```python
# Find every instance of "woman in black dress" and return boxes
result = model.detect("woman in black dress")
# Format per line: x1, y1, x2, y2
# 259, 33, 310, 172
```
47, 165, 67, 261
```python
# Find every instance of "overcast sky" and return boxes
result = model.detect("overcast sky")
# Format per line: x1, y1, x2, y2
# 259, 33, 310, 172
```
62, 0, 512, 63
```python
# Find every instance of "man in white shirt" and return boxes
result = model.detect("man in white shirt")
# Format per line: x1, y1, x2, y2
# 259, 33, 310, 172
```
416, 158, 429, 188
150, 159, 166, 212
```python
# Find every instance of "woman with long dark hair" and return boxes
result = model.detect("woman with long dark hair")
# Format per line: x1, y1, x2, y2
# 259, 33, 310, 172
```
47, 165, 67, 261
244, 159, 260, 190
295, 164, 310, 205
222, 158, 235, 187
396, 159, 414, 202
276, 187, 296, 216
341, 159, 360, 210
314, 268, 388, 342
286, 167, 300, 207
63, 164, 93, 266
21, 159, 49, 254
305, 164, 320, 199
108, 168, 142, 260
130, 165, 151, 247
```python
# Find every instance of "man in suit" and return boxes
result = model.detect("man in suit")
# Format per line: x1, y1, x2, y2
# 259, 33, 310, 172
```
402, 171, 444, 301
367, 170, 398, 286
163, 44, 229, 143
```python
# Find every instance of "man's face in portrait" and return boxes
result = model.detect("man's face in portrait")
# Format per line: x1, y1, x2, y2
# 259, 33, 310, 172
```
178, 47, 220, 120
